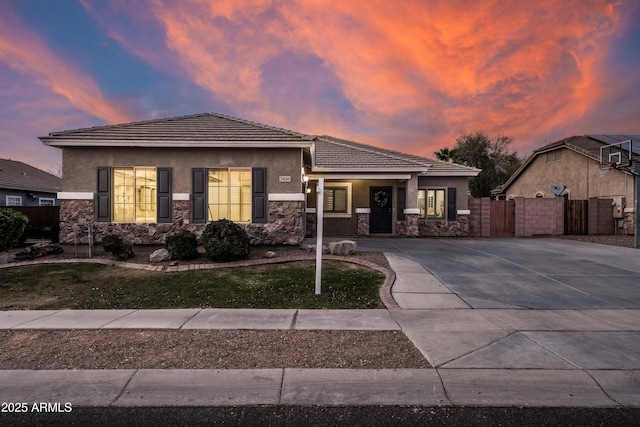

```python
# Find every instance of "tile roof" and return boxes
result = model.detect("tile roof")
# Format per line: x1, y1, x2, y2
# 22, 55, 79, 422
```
40, 113, 314, 145
313, 136, 480, 175
0, 159, 61, 193
40, 112, 480, 176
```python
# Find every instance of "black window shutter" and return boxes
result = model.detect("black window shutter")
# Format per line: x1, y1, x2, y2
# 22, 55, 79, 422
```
96, 167, 111, 222
192, 168, 207, 223
157, 167, 172, 223
447, 187, 457, 220
252, 167, 266, 223
397, 187, 406, 220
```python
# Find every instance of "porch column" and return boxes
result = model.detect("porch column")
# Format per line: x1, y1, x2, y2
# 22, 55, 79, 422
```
356, 208, 370, 236
403, 208, 420, 237
405, 173, 419, 209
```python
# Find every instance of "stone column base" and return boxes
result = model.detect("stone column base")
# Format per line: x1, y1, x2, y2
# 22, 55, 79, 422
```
356, 212, 370, 236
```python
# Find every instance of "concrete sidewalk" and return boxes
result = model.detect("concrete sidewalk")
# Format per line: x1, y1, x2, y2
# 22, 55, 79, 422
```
1, 305, 639, 407
1, 243, 639, 408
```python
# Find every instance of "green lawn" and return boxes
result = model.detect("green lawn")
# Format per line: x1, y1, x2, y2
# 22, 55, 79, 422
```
0, 261, 385, 309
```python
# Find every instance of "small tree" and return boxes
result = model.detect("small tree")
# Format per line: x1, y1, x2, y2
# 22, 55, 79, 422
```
436, 132, 523, 197
0, 208, 29, 252
201, 219, 250, 262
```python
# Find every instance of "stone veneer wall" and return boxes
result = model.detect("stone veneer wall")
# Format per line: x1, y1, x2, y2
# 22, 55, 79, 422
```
245, 201, 305, 245
59, 200, 95, 244
396, 215, 469, 237
59, 199, 305, 245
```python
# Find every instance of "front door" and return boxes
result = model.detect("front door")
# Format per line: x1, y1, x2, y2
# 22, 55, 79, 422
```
370, 187, 393, 233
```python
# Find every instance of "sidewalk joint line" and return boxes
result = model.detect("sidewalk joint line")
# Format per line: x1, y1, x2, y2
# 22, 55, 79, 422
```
179, 308, 204, 329
110, 369, 138, 406
289, 310, 299, 330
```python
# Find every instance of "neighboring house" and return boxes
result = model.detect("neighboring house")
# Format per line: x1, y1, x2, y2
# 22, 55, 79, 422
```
40, 113, 479, 245
493, 135, 639, 233
0, 158, 61, 207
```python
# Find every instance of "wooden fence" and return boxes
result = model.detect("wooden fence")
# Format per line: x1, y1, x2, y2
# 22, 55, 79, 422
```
6, 206, 60, 226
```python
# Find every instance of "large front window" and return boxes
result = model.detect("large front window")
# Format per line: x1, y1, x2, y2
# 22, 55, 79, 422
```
208, 168, 252, 222
113, 167, 157, 222
418, 189, 445, 219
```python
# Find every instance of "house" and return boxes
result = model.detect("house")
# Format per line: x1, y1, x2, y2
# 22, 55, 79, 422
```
39, 113, 479, 245
493, 135, 639, 233
0, 158, 61, 207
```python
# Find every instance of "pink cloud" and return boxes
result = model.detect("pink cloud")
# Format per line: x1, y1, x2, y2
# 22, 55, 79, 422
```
0, 8, 133, 125
78, 1, 640, 157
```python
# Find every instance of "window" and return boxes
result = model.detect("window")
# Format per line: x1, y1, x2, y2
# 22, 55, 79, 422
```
418, 189, 445, 219
6, 195, 22, 206
113, 167, 157, 222
535, 192, 544, 198
207, 168, 252, 222
39, 198, 55, 206
324, 186, 348, 213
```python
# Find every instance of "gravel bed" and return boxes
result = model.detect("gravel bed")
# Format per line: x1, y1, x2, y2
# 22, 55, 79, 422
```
0, 329, 430, 370
48, 244, 392, 270
556, 234, 636, 248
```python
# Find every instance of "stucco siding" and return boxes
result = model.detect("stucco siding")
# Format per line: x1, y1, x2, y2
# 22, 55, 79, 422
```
505, 148, 633, 202
418, 176, 470, 210
62, 147, 303, 194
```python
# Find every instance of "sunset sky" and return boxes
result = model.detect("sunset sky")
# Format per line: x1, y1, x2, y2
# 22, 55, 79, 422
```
1, 0, 639, 173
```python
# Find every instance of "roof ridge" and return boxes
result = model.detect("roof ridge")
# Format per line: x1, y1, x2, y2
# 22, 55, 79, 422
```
47, 112, 315, 141
46, 113, 214, 136
209, 113, 314, 140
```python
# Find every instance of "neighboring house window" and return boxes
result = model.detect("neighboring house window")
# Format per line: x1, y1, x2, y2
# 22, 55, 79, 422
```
39, 198, 55, 206
96, 166, 172, 223
546, 151, 562, 162
417, 188, 457, 220
6, 195, 22, 206
324, 186, 348, 213
207, 168, 252, 222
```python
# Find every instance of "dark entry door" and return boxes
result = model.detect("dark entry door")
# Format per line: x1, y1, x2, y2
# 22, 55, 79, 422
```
370, 187, 393, 233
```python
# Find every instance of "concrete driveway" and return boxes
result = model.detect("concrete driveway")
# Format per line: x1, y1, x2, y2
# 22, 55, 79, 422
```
356, 237, 640, 309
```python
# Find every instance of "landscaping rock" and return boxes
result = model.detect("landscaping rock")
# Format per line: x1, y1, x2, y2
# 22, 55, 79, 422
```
265, 251, 276, 258
328, 240, 357, 255
303, 244, 329, 254
149, 248, 171, 263
14, 242, 63, 260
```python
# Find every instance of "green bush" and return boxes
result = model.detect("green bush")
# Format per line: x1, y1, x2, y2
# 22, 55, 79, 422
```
100, 234, 134, 260
165, 230, 198, 260
201, 219, 250, 262
0, 208, 29, 252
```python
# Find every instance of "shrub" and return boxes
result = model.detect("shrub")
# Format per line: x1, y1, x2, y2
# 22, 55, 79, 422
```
100, 234, 134, 260
165, 230, 198, 260
0, 208, 29, 252
201, 219, 250, 262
